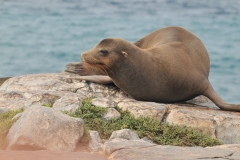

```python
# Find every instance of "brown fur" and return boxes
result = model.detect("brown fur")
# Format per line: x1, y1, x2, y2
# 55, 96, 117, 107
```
0, 77, 10, 86
81, 26, 240, 112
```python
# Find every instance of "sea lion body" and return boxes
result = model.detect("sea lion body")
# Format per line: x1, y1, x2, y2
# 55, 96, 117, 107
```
78, 26, 240, 111
130, 27, 210, 102
82, 27, 209, 103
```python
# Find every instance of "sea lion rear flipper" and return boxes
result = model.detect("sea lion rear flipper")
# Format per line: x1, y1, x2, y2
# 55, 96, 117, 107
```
203, 84, 240, 112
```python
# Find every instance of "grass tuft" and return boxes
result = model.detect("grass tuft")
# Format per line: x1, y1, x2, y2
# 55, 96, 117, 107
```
42, 103, 52, 108
0, 108, 24, 149
68, 98, 222, 147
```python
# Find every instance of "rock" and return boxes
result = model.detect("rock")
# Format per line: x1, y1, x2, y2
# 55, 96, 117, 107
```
52, 93, 82, 114
186, 95, 219, 110
118, 101, 167, 121
12, 112, 22, 120
102, 138, 156, 155
88, 83, 129, 99
108, 145, 237, 160
166, 105, 240, 144
91, 98, 117, 108
166, 106, 217, 138
101, 129, 155, 155
88, 130, 103, 152
102, 108, 121, 121
0, 91, 24, 101
141, 137, 154, 143
207, 144, 240, 152
7, 104, 84, 151
0, 150, 108, 160
0, 107, 10, 113
2, 72, 240, 157
0, 99, 27, 111
0, 73, 87, 94
25, 92, 61, 107
109, 129, 139, 140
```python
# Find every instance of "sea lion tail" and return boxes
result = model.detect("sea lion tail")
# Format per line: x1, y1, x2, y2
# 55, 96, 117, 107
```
202, 84, 240, 112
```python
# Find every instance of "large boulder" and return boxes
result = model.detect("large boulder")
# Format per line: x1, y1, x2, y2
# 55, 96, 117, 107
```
7, 105, 84, 151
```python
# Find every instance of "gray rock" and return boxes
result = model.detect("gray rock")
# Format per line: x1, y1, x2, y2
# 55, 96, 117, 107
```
7, 104, 84, 151
102, 138, 156, 155
25, 92, 61, 107
166, 105, 240, 144
52, 93, 82, 114
103, 108, 121, 121
0, 107, 10, 113
207, 144, 240, 152
108, 145, 235, 160
118, 101, 167, 121
0, 99, 27, 111
91, 98, 117, 108
0, 91, 24, 101
89, 83, 129, 99
166, 106, 217, 138
88, 130, 103, 152
109, 129, 139, 140
0, 73, 87, 94
141, 137, 154, 143
186, 95, 219, 110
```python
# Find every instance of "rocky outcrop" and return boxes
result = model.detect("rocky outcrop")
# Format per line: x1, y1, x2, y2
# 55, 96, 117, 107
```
97, 129, 240, 159
108, 143, 240, 160
166, 105, 240, 144
7, 104, 84, 151
1, 73, 240, 159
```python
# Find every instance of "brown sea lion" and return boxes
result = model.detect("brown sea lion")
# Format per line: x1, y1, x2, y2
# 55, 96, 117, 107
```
67, 26, 240, 112
0, 77, 11, 86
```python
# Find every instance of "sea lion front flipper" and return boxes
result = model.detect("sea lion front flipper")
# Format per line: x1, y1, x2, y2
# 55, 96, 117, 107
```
64, 75, 113, 85
65, 62, 107, 76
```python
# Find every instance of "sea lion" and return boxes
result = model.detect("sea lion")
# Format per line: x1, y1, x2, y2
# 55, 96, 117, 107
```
0, 77, 11, 86
68, 26, 240, 112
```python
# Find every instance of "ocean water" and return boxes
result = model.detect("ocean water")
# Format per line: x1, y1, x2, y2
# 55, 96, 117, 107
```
0, 0, 240, 103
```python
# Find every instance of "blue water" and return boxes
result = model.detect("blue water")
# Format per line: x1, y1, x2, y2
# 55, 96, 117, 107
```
0, 0, 240, 103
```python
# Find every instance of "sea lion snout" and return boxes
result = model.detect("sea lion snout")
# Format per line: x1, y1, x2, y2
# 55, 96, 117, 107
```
81, 48, 110, 67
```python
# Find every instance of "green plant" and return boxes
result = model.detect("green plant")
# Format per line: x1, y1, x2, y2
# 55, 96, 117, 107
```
42, 103, 52, 108
69, 98, 222, 147
0, 108, 24, 149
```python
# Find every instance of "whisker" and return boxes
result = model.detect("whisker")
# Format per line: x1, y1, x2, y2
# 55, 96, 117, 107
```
100, 65, 108, 75
103, 64, 115, 76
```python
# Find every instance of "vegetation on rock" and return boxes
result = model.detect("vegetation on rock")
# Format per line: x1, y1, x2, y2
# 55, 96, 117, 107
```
69, 98, 222, 147
0, 108, 24, 149
42, 103, 52, 108
0, 98, 222, 150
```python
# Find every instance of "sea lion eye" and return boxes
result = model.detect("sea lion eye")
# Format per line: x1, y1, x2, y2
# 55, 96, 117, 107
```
99, 49, 109, 56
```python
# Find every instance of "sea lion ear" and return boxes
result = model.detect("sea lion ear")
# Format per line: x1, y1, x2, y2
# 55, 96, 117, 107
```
122, 51, 128, 57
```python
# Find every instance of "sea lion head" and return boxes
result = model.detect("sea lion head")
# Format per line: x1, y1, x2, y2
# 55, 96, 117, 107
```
81, 38, 129, 74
